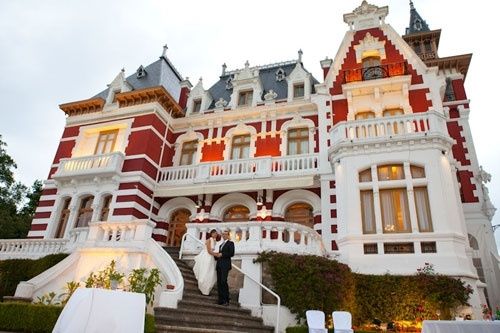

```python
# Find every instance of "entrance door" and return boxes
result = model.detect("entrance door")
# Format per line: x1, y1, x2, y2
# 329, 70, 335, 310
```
166, 209, 191, 247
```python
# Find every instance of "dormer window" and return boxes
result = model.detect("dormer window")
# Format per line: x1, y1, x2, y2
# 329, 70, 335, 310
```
414, 19, 422, 31
136, 65, 147, 79
238, 90, 253, 107
225, 77, 233, 90
192, 99, 202, 114
293, 83, 305, 99
275, 68, 286, 81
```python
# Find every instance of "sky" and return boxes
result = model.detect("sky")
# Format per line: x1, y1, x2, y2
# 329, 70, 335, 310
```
0, 0, 498, 248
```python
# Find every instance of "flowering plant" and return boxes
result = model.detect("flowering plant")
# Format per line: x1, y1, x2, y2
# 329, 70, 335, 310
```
495, 306, 500, 320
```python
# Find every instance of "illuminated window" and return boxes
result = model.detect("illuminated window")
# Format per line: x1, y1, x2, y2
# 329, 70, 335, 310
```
362, 56, 383, 80
382, 108, 404, 117
360, 190, 376, 234
230, 135, 251, 159
179, 140, 198, 165
94, 129, 118, 155
223, 205, 250, 222
287, 128, 309, 155
285, 202, 314, 243
293, 83, 305, 98
238, 90, 253, 106
192, 99, 202, 113
167, 209, 191, 246
76, 196, 94, 228
414, 187, 433, 232
377, 164, 404, 181
359, 169, 372, 182
355, 111, 375, 120
380, 188, 411, 233
100, 195, 112, 221
55, 198, 71, 238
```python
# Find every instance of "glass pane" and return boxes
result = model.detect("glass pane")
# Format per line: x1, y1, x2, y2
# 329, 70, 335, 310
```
288, 141, 297, 155
359, 169, 372, 182
410, 165, 425, 178
377, 165, 404, 181
380, 188, 411, 233
300, 140, 309, 154
414, 187, 433, 232
361, 190, 376, 234
223, 205, 250, 222
355, 111, 375, 120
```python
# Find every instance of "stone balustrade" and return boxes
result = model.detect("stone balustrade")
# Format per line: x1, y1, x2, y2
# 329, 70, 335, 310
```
0, 239, 69, 260
159, 154, 319, 185
53, 151, 125, 179
181, 221, 326, 256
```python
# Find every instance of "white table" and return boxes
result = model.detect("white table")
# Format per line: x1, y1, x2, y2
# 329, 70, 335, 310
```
422, 320, 500, 333
52, 288, 146, 333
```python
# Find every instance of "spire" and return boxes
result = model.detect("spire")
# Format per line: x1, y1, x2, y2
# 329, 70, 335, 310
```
406, 0, 430, 34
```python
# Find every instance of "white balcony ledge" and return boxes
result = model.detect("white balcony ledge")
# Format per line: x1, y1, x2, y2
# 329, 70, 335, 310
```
53, 152, 125, 180
155, 154, 319, 196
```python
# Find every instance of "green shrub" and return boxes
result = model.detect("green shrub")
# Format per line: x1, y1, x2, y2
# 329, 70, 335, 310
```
0, 302, 155, 332
0, 253, 68, 300
257, 252, 472, 326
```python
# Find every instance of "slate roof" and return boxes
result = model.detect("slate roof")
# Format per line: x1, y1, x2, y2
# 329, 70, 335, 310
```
206, 61, 319, 110
93, 56, 183, 100
405, 1, 430, 34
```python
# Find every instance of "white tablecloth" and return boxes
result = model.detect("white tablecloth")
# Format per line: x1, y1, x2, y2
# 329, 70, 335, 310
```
422, 320, 500, 333
52, 288, 145, 333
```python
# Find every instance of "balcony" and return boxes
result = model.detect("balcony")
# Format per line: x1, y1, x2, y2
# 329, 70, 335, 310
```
329, 111, 452, 154
342, 61, 407, 84
53, 152, 125, 180
155, 154, 319, 196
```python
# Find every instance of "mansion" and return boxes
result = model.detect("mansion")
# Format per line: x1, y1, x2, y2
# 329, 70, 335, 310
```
3, 1, 499, 329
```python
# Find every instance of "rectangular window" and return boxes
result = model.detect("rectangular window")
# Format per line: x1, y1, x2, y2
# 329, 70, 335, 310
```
364, 243, 378, 254
238, 90, 253, 106
287, 128, 309, 155
421, 241, 437, 253
384, 242, 414, 254
179, 140, 198, 165
414, 187, 433, 232
360, 190, 376, 234
94, 129, 119, 155
192, 99, 202, 113
293, 83, 305, 98
231, 135, 251, 159
377, 164, 404, 181
380, 188, 411, 233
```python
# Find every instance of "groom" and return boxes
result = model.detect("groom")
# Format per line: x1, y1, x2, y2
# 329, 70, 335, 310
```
215, 230, 234, 306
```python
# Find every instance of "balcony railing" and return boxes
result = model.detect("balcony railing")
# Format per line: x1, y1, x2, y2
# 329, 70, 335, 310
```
53, 152, 125, 179
159, 154, 319, 185
0, 239, 69, 260
330, 111, 449, 147
342, 61, 408, 84
181, 221, 326, 257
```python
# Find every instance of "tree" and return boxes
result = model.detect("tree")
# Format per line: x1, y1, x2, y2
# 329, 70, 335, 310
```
0, 135, 42, 239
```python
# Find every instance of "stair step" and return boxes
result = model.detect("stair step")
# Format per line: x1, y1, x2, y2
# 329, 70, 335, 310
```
155, 324, 244, 333
177, 299, 251, 315
182, 291, 238, 304
154, 315, 273, 333
155, 307, 264, 325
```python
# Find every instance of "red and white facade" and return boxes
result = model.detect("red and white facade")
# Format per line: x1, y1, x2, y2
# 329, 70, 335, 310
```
24, 1, 500, 314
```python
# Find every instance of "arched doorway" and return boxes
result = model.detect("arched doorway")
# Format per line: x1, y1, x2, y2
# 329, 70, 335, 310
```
166, 209, 191, 247
285, 202, 314, 243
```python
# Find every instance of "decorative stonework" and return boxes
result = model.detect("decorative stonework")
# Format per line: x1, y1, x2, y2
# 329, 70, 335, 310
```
353, 32, 387, 63
343, 1, 388, 30
476, 166, 496, 221
215, 97, 228, 109
264, 90, 278, 102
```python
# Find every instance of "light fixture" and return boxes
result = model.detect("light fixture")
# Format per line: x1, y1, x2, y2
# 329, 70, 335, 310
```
441, 150, 447, 155
256, 195, 264, 206
195, 199, 203, 209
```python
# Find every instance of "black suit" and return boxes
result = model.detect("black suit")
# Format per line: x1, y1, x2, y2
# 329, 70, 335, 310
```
216, 240, 235, 304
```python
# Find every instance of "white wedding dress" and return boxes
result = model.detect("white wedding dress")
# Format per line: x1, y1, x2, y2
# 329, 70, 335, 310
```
192, 238, 217, 295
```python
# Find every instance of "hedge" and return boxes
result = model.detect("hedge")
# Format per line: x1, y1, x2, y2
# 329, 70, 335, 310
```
257, 252, 472, 326
0, 253, 69, 300
0, 302, 156, 332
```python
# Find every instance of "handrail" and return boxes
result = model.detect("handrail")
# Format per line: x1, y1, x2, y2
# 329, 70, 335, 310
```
179, 233, 281, 333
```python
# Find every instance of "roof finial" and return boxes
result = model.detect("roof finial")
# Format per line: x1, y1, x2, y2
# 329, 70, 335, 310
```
222, 63, 227, 76
121, 67, 125, 73
298, 49, 303, 63
409, 0, 415, 10
162, 44, 168, 57
244, 60, 250, 68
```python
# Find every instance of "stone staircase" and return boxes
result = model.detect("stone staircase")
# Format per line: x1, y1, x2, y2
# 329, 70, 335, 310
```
155, 247, 274, 333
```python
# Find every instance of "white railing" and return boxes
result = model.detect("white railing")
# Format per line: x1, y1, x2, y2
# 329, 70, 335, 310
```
330, 111, 449, 146
85, 220, 155, 246
181, 221, 325, 257
0, 239, 69, 260
53, 152, 125, 179
179, 233, 281, 333
159, 154, 319, 185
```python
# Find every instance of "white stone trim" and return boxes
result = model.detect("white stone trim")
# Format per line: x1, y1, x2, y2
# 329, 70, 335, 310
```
157, 197, 197, 221
210, 193, 257, 221
272, 189, 321, 217
279, 115, 316, 156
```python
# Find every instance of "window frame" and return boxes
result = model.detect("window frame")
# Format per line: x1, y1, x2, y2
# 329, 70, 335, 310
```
293, 83, 305, 99
179, 140, 198, 166
287, 127, 310, 155
230, 134, 251, 160
192, 99, 202, 114
94, 129, 119, 155
238, 90, 253, 107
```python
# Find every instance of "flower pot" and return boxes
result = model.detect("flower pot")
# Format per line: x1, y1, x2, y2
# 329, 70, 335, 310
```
110, 279, 120, 290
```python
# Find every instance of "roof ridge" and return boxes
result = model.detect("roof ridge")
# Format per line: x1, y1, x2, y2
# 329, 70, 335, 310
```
225, 59, 297, 75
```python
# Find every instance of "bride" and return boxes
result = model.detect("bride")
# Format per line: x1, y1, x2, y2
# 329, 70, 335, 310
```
192, 229, 218, 295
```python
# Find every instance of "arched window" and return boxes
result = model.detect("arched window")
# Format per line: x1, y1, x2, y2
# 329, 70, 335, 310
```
180, 140, 198, 165
100, 195, 112, 221
166, 209, 191, 247
76, 196, 94, 228
468, 234, 479, 250
285, 203, 314, 228
362, 56, 383, 80
55, 198, 71, 238
223, 205, 250, 222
